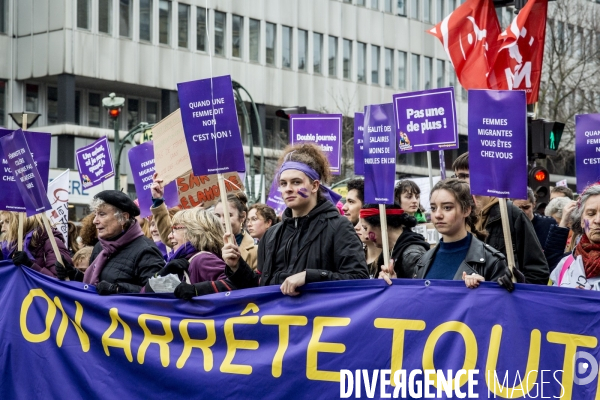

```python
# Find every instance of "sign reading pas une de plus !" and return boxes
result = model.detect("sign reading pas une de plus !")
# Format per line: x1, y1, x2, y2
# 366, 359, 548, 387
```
177, 75, 245, 176
468, 90, 528, 200
289, 114, 342, 175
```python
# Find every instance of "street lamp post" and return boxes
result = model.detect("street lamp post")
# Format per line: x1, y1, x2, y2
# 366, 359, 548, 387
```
102, 93, 125, 190
9, 112, 40, 130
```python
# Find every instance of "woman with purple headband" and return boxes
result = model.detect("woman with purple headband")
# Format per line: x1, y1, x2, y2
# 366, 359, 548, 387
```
206, 143, 369, 298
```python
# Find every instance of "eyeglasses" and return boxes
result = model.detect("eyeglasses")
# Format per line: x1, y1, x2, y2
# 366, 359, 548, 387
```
171, 225, 186, 232
451, 173, 470, 180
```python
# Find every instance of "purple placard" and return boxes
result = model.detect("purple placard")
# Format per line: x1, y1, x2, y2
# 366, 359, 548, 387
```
0, 129, 50, 213
265, 178, 286, 216
393, 87, 458, 153
128, 142, 180, 218
289, 114, 342, 175
363, 103, 396, 204
75, 136, 114, 189
177, 75, 245, 176
354, 112, 365, 175
575, 114, 600, 193
468, 90, 527, 199
0, 130, 52, 216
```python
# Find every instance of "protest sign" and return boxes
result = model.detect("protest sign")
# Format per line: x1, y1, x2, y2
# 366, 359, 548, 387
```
468, 90, 528, 199
0, 129, 52, 216
128, 142, 179, 218
152, 109, 193, 185
290, 114, 342, 175
266, 178, 286, 216
363, 103, 396, 204
4, 262, 600, 399
46, 169, 70, 247
177, 75, 245, 176
176, 171, 244, 209
354, 112, 365, 175
75, 136, 114, 189
392, 87, 458, 153
0, 129, 50, 213
575, 114, 600, 193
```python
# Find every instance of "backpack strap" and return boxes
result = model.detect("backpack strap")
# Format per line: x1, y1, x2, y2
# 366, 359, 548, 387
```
557, 255, 575, 286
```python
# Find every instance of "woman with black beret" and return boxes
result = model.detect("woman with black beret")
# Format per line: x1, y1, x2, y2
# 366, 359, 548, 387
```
56, 190, 165, 294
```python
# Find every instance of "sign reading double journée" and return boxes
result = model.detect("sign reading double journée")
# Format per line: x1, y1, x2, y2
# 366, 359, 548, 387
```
363, 103, 396, 204
0, 129, 50, 213
354, 112, 365, 175
0, 129, 52, 216
177, 75, 245, 176
576, 114, 600, 193
289, 114, 342, 175
75, 136, 114, 189
392, 87, 458, 153
468, 90, 528, 200
128, 142, 179, 218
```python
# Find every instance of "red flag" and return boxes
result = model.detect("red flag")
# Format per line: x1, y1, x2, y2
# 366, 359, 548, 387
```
428, 0, 503, 90
494, 0, 548, 104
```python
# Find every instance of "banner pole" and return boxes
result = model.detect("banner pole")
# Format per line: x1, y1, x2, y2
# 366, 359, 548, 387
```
217, 173, 234, 244
426, 151, 434, 190
17, 114, 28, 252
498, 198, 516, 282
379, 204, 391, 270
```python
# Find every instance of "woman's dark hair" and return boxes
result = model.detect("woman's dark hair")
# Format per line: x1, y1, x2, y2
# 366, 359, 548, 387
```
217, 192, 249, 221
278, 143, 331, 180
68, 221, 81, 253
248, 203, 277, 225
361, 203, 417, 230
79, 212, 99, 247
394, 180, 421, 205
430, 178, 487, 241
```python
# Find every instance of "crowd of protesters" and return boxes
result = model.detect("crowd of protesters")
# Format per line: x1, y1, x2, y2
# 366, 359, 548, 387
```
0, 143, 594, 297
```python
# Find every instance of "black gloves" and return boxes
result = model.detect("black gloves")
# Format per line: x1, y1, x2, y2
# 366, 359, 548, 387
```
174, 282, 197, 300
96, 281, 119, 295
55, 260, 83, 281
497, 267, 525, 293
158, 258, 190, 277
12, 251, 33, 268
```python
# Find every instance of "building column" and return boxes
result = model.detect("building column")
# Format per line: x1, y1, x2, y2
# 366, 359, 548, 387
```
57, 74, 76, 124
161, 89, 179, 119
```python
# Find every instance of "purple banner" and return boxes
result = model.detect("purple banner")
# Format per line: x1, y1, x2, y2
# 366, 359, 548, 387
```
393, 87, 458, 153
354, 112, 365, 175
363, 103, 396, 204
128, 142, 180, 218
75, 136, 114, 189
0, 129, 50, 213
576, 114, 600, 193
177, 75, 245, 176
265, 178, 286, 217
468, 90, 528, 199
289, 114, 342, 175
0, 130, 52, 216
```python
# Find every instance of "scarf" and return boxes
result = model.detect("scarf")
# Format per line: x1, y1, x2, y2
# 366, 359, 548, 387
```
574, 234, 600, 279
166, 242, 197, 262
83, 221, 144, 285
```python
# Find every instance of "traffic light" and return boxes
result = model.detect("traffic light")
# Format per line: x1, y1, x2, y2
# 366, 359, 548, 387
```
543, 121, 565, 157
275, 106, 307, 120
528, 118, 564, 159
529, 166, 550, 208
108, 108, 121, 120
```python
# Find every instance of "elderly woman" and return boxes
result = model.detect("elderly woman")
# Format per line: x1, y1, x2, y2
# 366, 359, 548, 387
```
56, 190, 164, 294
550, 183, 600, 289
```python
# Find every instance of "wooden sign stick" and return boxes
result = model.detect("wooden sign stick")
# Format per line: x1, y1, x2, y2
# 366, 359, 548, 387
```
218, 173, 234, 244
17, 114, 27, 252
379, 204, 391, 271
498, 198, 517, 283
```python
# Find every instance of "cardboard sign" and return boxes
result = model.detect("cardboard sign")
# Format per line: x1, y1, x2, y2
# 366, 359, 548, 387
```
152, 109, 193, 185
177, 172, 244, 209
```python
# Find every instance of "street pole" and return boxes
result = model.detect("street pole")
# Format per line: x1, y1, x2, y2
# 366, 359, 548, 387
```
113, 117, 120, 190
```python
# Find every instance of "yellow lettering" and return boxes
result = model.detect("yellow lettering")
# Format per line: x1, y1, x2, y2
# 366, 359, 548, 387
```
176, 319, 216, 370
220, 316, 259, 375
54, 297, 90, 352
306, 317, 351, 382
374, 318, 426, 386
20, 289, 56, 343
137, 314, 174, 367
101, 308, 133, 362
485, 325, 541, 398
261, 315, 308, 378
422, 321, 477, 390
547, 331, 597, 400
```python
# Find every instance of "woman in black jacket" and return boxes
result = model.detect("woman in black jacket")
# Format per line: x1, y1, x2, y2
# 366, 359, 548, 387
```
380, 179, 515, 290
214, 143, 369, 297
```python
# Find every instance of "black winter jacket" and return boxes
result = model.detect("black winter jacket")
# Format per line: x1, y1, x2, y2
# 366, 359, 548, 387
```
375, 229, 430, 278
414, 234, 509, 281
90, 236, 165, 293
483, 201, 549, 285
226, 200, 369, 288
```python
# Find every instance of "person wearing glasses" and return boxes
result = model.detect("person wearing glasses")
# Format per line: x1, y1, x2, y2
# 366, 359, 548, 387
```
451, 152, 549, 285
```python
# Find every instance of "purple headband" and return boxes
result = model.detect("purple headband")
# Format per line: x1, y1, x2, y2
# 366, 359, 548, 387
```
278, 161, 342, 205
